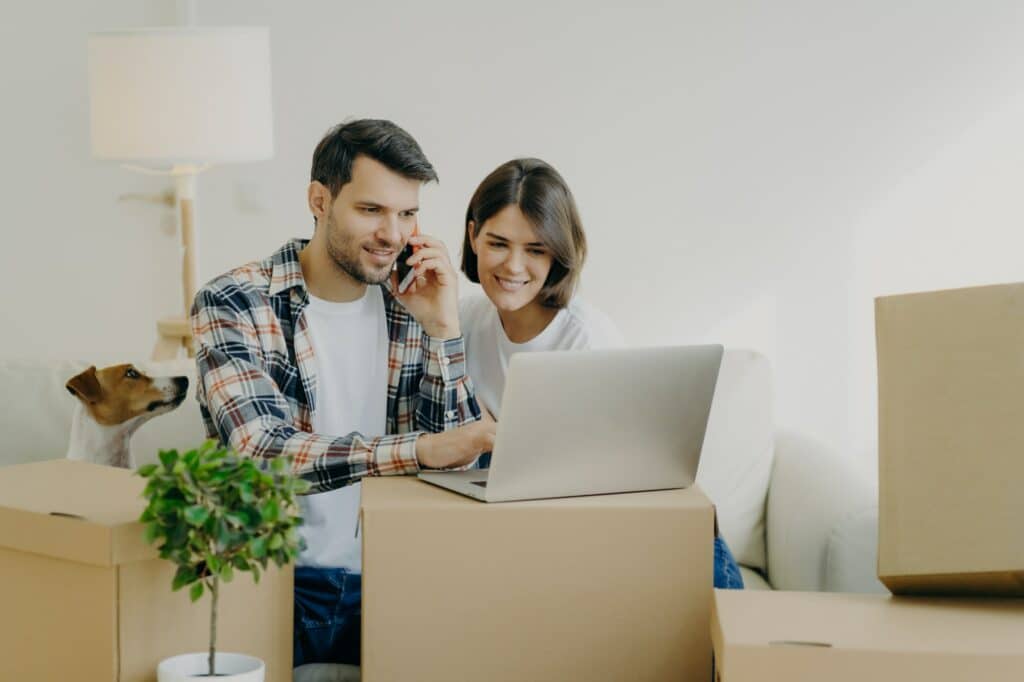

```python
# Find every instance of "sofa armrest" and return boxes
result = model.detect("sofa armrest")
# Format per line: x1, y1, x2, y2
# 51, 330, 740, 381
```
765, 430, 875, 591
823, 502, 889, 594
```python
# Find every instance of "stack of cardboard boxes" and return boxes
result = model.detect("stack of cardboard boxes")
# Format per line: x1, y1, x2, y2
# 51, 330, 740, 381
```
712, 283, 1024, 681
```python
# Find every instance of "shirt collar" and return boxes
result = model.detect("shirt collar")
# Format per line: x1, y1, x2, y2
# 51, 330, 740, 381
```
267, 238, 310, 297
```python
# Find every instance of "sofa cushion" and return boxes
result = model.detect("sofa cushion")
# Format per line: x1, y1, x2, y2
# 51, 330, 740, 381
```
0, 359, 206, 468
695, 349, 774, 573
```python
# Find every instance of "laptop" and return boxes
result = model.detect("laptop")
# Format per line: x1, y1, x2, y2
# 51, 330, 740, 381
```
418, 344, 723, 502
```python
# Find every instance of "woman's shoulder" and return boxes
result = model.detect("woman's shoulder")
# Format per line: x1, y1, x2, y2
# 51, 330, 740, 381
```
458, 292, 499, 334
559, 299, 624, 349
459, 292, 493, 315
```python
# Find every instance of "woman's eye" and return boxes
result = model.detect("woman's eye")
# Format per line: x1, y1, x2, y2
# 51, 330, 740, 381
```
488, 242, 506, 249
529, 249, 547, 256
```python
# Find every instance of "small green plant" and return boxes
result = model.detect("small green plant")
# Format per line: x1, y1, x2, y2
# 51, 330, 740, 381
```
138, 440, 310, 677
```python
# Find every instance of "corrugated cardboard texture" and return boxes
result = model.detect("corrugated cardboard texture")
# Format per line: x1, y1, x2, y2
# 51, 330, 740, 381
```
0, 459, 294, 681
0, 546, 118, 680
875, 283, 1024, 595
362, 477, 714, 682
119, 560, 293, 682
711, 589, 1024, 681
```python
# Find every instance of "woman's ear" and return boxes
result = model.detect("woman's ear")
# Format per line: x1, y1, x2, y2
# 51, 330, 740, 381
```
468, 220, 478, 253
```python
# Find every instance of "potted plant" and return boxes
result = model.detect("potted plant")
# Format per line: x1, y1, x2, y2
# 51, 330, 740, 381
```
137, 440, 310, 680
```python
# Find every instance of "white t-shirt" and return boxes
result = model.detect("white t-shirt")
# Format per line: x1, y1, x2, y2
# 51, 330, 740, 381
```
459, 294, 623, 418
296, 286, 388, 571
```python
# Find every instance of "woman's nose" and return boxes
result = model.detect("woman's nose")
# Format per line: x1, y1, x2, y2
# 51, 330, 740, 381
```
506, 249, 526, 272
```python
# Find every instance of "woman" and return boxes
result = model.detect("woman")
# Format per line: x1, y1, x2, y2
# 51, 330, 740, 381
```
458, 158, 744, 589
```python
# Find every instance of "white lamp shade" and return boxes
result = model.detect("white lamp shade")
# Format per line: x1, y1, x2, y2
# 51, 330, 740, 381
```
88, 27, 273, 164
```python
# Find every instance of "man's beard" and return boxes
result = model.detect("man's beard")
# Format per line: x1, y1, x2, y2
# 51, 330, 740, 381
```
324, 214, 395, 285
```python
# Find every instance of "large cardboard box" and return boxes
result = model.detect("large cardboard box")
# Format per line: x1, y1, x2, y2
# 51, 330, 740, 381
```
711, 589, 1024, 681
0, 460, 293, 681
716, 585, 1024, 675
361, 477, 714, 682
875, 283, 1024, 595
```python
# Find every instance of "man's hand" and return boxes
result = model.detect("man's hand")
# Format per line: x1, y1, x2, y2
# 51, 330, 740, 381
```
416, 420, 497, 470
393, 233, 460, 340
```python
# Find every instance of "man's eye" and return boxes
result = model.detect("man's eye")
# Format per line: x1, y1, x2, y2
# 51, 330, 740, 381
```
125, 368, 140, 379
362, 207, 380, 214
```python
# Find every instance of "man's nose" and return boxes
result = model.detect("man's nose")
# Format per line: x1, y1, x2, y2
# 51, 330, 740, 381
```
376, 214, 402, 245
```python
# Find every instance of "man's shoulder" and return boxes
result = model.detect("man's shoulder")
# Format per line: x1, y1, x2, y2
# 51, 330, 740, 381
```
196, 258, 274, 310
195, 241, 298, 312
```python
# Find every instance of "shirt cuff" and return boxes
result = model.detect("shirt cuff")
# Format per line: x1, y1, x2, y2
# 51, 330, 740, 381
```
424, 335, 468, 383
367, 432, 421, 476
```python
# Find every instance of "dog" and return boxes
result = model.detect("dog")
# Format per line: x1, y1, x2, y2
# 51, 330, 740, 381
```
65, 364, 189, 469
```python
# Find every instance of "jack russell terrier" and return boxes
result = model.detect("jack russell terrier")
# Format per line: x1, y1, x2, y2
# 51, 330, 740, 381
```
65, 364, 189, 469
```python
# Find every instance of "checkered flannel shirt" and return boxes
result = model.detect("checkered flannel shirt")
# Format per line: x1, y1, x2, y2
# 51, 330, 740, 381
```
190, 238, 481, 493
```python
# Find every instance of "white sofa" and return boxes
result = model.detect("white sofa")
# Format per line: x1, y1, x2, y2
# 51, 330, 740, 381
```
0, 352, 885, 680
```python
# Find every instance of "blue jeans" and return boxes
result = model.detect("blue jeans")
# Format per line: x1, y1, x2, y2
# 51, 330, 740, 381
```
714, 535, 744, 589
293, 567, 362, 667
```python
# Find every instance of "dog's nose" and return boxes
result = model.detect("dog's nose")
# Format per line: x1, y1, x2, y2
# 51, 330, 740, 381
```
173, 376, 189, 392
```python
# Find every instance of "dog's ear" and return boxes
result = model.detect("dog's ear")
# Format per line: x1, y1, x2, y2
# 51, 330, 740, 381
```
66, 366, 102, 404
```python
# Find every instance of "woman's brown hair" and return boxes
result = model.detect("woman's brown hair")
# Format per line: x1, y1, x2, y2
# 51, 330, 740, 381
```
461, 158, 587, 308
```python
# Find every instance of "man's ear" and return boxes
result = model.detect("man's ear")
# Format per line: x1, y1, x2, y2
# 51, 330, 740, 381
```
468, 220, 478, 254
308, 181, 332, 224
66, 366, 102, 404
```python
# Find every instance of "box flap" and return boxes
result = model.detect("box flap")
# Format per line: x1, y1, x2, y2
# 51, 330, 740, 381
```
0, 460, 156, 566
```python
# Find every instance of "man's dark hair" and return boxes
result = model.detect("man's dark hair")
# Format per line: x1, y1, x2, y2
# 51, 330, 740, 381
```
310, 119, 438, 197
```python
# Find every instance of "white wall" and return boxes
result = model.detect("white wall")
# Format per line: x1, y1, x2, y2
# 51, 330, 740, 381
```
849, 87, 1024, 474
5, 1, 1024, 468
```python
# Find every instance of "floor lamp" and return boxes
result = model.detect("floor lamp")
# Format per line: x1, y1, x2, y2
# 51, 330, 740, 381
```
87, 27, 274, 359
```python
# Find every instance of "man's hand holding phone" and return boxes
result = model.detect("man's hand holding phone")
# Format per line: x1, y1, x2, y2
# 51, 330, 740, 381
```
392, 226, 460, 340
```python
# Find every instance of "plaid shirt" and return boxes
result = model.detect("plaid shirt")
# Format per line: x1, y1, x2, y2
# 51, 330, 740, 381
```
191, 238, 480, 493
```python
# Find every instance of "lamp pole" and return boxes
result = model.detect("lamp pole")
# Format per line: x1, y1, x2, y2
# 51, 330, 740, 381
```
173, 167, 199, 319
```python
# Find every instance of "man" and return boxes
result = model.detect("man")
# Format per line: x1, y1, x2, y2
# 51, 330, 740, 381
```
191, 119, 495, 667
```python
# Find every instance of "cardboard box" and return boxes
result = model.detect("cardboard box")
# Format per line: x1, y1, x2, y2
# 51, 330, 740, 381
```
361, 477, 714, 682
711, 589, 1024, 681
0, 460, 293, 681
875, 283, 1024, 595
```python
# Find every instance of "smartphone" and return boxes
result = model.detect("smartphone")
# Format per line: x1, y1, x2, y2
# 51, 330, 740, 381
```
395, 223, 420, 294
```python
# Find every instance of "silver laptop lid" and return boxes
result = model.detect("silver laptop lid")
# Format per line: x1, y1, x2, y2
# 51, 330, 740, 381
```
484, 344, 723, 502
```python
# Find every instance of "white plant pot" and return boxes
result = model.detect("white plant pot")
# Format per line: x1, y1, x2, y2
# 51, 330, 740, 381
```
157, 652, 265, 681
